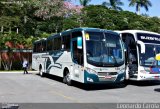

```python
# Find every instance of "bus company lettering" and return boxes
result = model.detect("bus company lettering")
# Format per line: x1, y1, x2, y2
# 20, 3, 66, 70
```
141, 36, 160, 41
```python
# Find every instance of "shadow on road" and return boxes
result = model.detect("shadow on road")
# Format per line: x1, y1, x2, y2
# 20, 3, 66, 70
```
73, 82, 127, 91
35, 73, 160, 90
36, 73, 127, 91
154, 88, 160, 92
127, 80, 160, 87
36, 73, 63, 83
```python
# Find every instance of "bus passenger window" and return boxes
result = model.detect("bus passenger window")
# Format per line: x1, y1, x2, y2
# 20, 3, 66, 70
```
72, 39, 83, 65
62, 34, 71, 51
53, 37, 61, 50
47, 40, 53, 51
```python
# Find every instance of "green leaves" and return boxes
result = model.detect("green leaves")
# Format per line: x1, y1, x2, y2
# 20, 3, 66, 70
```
79, 0, 91, 6
79, 5, 160, 33
102, 0, 124, 11
128, 0, 152, 14
0, 1, 159, 51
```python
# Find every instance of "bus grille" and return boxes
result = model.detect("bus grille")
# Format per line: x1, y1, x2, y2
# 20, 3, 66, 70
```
98, 72, 118, 81
98, 72, 117, 76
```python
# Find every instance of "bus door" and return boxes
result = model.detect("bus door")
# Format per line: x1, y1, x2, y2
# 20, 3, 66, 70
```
122, 33, 138, 78
71, 37, 84, 82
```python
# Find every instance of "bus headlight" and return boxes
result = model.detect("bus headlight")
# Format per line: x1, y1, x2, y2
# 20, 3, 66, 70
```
140, 70, 146, 74
85, 67, 97, 75
140, 70, 150, 74
115, 67, 125, 73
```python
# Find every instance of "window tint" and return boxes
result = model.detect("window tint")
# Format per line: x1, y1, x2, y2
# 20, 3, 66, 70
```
62, 34, 71, 51
37, 42, 41, 52
72, 40, 83, 65
47, 39, 53, 51
33, 43, 37, 52
33, 40, 47, 53
72, 31, 82, 39
53, 37, 61, 50
71, 31, 83, 65
41, 40, 47, 52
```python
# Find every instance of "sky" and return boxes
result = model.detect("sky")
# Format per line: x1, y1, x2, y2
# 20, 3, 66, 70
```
72, 0, 160, 17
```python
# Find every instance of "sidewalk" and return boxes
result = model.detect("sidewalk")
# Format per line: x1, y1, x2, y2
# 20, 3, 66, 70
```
0, 70, 38, 74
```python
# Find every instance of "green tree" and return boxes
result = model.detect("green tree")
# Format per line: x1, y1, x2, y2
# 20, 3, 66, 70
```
102, 0, 124, 11
128, 0, 152, 15
79, 0, 91, 6
0, 0, 28, 34
0, 32, 33, 70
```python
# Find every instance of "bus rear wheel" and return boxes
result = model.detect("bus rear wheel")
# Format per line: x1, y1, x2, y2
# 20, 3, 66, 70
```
39, 65, 44, 77
63, 70, 72, 86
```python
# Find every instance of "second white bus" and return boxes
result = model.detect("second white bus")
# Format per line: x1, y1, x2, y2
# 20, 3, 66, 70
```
118, 30, 160, 81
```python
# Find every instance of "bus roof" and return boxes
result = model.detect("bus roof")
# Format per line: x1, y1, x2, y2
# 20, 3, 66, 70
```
34, 38, 47, 43
116, 30, 160, 35
48, 27, 119, 39
63, 27, 117, 34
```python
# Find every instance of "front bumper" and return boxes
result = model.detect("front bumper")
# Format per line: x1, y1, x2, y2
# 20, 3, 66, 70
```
84, 70, 125, 84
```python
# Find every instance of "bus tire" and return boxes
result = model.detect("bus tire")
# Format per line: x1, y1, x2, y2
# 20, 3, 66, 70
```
125, 65, 130, 80
63, 75, 67, 84
64, 70, 72, 86
39, 65, 44, 77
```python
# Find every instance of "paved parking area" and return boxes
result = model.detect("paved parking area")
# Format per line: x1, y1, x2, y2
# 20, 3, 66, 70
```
0, 72, 160, 103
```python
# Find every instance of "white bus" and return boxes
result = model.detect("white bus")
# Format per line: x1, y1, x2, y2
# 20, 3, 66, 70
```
118, 30, 160, 81
32, 28, 125, 85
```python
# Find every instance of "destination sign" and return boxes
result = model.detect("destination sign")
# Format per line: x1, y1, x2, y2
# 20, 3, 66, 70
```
137, 33, 160, 44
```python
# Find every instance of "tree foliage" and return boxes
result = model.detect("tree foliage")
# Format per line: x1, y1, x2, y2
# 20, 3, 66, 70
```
79, 0, 91, 6
128, 0, 152, 15
79, 5, 160, 33
102, 0, 124, 11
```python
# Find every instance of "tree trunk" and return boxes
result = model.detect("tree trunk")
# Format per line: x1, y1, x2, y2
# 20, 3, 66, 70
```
24, 16, 27, 24
2, 61, 9, 70
1, 26, 3, 33
9, 27, 11, 33
55, 26, 58, 33
0, 52, 1, 70
9, 60, 12, 70
137, 5, 140, 15
17, 27, 19, 34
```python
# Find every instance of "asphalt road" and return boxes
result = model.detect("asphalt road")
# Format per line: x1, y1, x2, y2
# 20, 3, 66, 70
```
0, 72, 160, 103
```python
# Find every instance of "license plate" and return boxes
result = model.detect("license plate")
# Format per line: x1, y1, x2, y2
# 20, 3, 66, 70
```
105, 76, 112, 79
155, 76, 159, 79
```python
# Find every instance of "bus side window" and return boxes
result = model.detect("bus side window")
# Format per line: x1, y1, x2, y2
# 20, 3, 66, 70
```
47, 40, 53, 51
62, 34, 71, 51
72, 31, 83, 66
37, 42, 41, 52
33, 43, 37, 52
72, 40, 83, 65
53, 37, 61, 50
42, 40, 47, 52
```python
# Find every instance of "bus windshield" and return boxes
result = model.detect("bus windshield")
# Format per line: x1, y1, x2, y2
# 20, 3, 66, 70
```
86, 32, 124, 67
139, 44, 160, 66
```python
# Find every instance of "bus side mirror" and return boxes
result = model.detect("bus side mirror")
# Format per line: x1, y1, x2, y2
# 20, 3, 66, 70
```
155, 54, 160, 61
137, 41, 145, 54
77, 37, 82, 49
